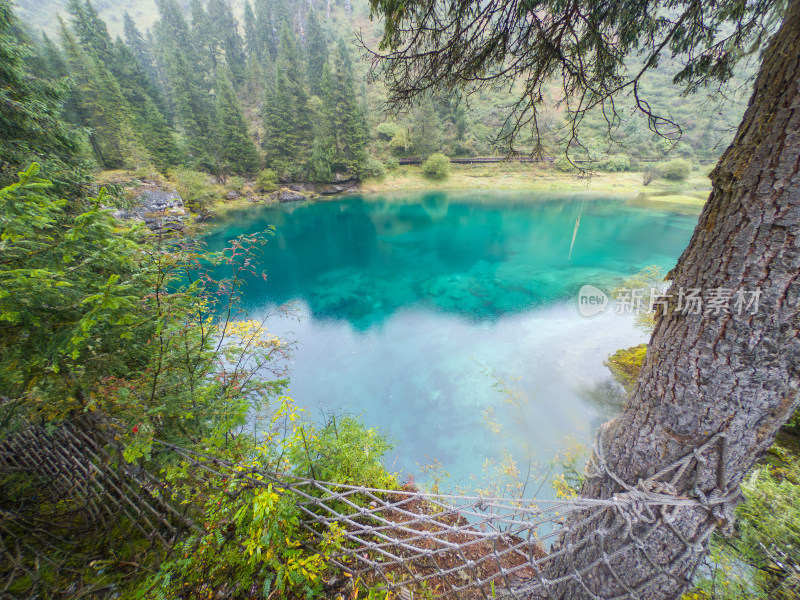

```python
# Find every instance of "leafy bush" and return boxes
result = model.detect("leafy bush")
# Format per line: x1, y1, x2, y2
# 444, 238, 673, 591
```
422, 152, 451, 179
375, 122, 399, 141
227, 175, 246, 192
167, 167, 219, 212
255, 168, 278, 192
361, 155, 387, 179
659, 158, 692, 181
389, 128, 411, 156
288, 414, 397, 488
279, 161, 308, 183
688, 443, 800, 600
139, 405, 397, 599
386, 156, 400, 170
142, 461, 333, 599
603, 154, 632, 172
555, 156, 577, 172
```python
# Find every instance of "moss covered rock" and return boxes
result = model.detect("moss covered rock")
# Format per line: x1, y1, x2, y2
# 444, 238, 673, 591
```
605, 344, 647, 392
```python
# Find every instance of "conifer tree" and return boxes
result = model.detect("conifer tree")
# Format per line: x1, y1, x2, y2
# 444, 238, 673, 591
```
189, 0, 216, 72
261, 69, 283, 161
60, 22, 151, 169
66, 0, 114, 63
113, 38, 170, 115
138, 96, 182, 169
243, 1, 259, 61
207, 0, 247, 85
123, 14, 161, 96
327, 38, 366, 173
213, 69, 260, 177
0, 3, 85, 196
306, 8, 328, 97
262, 24, 313, 170
154, 0, 191, 48
308, 136, 334, 182
253, 0, 277, 61
111, 39, 181, 168
61, 5, 180, 171
153, 0, 215, 170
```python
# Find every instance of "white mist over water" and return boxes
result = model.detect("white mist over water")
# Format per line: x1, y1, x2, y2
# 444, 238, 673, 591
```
259, 299, 646, 496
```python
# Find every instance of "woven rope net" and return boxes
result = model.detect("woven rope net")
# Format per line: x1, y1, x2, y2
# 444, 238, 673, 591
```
0, 417, 738, 599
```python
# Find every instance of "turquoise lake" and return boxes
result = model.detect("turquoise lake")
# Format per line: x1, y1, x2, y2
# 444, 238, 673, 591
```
203, 190, 701, 495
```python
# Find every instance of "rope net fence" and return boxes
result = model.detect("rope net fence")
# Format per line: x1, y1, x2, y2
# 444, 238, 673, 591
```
0, 416, 739, 599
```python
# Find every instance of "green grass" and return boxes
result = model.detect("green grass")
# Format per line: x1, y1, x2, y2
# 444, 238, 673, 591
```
363, 164, 711, 204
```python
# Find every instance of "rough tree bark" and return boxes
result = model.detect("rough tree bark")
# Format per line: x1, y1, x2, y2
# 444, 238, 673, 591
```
543, 1, 800, 598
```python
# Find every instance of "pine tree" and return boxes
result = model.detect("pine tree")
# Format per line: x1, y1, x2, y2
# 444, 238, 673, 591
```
243, 1, 259, 61
154, 0, 191, 48
111, 39, 181, 168
207, 0, 247, 85
305, 8, 328, 97
0, 3, 86, 197
213, 69, 261, 176
123, 14, 161, 96
60, 21, 151, 170
189, 0, 216, 72
308, 136, 334, 182
253, 0, 277, 61
326, 38, 366, 174
66, 0, 113, 63
261, 69, 283, 160
262, 24, 313, 169
153, 0, 215, 170
138, 96, 182, 169
61, 5, 180, 171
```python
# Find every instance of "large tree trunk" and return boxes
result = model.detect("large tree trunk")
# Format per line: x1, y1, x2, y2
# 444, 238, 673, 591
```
542, 1, 800, 598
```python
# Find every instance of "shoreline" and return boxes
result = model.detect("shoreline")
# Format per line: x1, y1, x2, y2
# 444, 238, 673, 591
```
359, 164, 711, 204
94, 163, 712, 225
208, 165, 711, 218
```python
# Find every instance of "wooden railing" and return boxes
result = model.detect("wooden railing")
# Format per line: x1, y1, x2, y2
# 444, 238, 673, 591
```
397, 156, 665, 165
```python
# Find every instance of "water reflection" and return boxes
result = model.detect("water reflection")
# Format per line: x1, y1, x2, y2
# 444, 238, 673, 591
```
204, 192, 699, 494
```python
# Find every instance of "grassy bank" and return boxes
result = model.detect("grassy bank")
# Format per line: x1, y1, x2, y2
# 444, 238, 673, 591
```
361, 163, 712, 205
98, 163, 712, 223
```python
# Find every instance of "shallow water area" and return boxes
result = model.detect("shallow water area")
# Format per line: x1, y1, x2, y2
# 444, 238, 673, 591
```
203, 190, 701, 496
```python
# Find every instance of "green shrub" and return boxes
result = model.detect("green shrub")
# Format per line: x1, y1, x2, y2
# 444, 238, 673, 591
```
287, 414, 397, 488
375, 122, 399, 141
361, 155, 387, 179
279, 161, 307, 182
421, 152, 451, 180
675, 142, 695, 158
385, 156, 400, 170
167, 167, 219, 212
603, 154, 631, 172
140, 408, 398, 600
555, 156, 577, 172
659, 158, 692, 181
255, 169, 278, 192
389, 129, 411, 155
227, 175, 246, 192
688, 445, 800, 599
